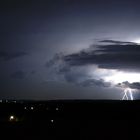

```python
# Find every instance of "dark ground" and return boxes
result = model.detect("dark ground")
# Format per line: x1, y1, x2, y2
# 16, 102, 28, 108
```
0, 100, 140, 139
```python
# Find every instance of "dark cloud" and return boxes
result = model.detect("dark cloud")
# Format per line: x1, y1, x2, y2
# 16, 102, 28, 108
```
99, 40, 137, 45
63, 40, 140, 71
11, 70, 26, 79
118, 81, 140, 90
0, 51, 28, 61
130, 82, 140, 90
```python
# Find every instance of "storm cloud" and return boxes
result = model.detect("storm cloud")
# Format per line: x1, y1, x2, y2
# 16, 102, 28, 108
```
46, 40, 140, 88
118, 81, 140, 90
99, 40, 137, 45
63, 40, 140, 71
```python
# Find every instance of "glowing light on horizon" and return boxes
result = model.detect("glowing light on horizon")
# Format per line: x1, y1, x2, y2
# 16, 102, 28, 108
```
104, 71, 140, 84
133, 39, 140, 44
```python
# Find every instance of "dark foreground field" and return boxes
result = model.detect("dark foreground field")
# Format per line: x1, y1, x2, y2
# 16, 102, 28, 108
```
0, 100, 140, 139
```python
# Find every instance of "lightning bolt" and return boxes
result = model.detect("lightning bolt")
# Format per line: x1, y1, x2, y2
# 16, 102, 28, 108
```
122, 88, 133, 100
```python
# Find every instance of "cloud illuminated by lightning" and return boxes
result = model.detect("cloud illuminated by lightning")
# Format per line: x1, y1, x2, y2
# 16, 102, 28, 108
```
133, 39, 140, 44
104, 71, 140, 84
90, 67, 139, 100
90, 68, 140, 84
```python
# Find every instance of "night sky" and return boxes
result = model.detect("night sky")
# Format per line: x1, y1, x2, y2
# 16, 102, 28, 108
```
1, 0, 140, 100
